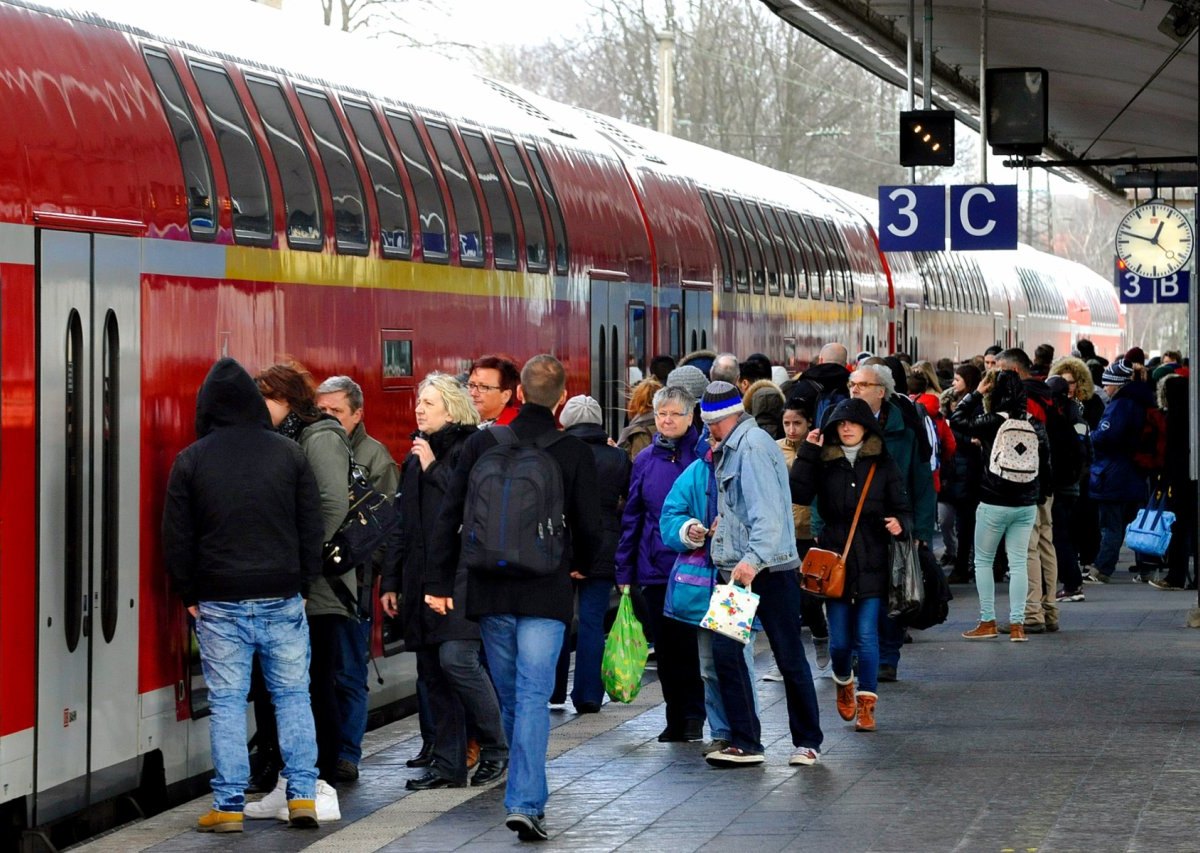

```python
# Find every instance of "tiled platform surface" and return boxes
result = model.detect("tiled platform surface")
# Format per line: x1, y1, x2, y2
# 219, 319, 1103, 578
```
75, 576, 1200, 853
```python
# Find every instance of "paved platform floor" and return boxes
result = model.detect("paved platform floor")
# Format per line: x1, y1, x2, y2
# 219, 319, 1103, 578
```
75, 575, 1200, 852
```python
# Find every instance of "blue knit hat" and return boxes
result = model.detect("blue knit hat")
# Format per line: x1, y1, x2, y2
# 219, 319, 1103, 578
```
1101, 359, 1133, 387
700, 381, 743, 424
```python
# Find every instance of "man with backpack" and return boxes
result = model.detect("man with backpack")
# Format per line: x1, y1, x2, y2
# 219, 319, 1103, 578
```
800, 342, 851, 428
426, 355, 601, 842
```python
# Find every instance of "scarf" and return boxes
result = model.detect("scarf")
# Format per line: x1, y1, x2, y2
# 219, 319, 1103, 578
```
276, 411, 306, 442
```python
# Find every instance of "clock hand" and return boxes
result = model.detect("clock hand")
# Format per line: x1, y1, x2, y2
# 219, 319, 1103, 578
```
1152, 221, 1164, 245
1119, 229, 1157, 243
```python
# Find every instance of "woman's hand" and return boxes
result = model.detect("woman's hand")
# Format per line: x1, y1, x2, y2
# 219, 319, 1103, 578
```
412, 436, 436, 471
380, 591, 399, 618
805, 428, 824, 446
425, 594, 453, 616
884, 516, 902, 536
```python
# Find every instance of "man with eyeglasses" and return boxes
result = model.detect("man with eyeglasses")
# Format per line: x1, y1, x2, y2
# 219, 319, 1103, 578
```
847, 364, 936, 682
467, 355, 521, 428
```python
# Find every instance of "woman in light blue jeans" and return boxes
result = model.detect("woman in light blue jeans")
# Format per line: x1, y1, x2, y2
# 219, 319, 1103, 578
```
951, 369, 1051, 642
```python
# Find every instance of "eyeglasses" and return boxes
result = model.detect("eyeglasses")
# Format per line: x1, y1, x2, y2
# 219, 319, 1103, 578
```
467, 382, 501, 393
847, 381, 882, 390
655, 410, 687, 419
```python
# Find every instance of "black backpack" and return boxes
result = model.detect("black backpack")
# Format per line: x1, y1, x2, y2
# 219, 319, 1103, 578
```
904, 543, 953, 630
323, 458, 399, 576
460, 426, 567, 577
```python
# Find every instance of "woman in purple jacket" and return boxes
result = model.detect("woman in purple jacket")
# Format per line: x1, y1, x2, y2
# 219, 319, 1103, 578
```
615, 385, 706, 742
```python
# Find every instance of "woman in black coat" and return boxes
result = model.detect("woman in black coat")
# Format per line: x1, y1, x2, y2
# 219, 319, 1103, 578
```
380, 373, 508, 790
790, 398, 910, 732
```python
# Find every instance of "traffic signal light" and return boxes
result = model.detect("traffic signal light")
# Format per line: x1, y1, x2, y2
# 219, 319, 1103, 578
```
899, 110, 955, 167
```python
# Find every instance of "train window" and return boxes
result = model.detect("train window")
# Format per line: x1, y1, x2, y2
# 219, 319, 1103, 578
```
729, 198, 766, 294
343, 100, 411, 258
381, 334, 413, 388
495, 140, 548, 271
799, 215, 832, 300
426, 122, 483, 266
525, 146, 568, 273
462, 131, 517, 268
297, 89, 368, 252
190, 63, 272, 244
100, 310, 120, 644
820, 221, 849, 302
713, 194, 749, 293
64, 309, 84, 654
768, 207, 798, 297
783, 211, 813, 298
748, 203, 781, 295
699, 190, 734, 292
669, 305, 682, 360
628, 303, 647, 384
144, 50, 216, 239
246, 77, 322, 249
386, 112, 448, 261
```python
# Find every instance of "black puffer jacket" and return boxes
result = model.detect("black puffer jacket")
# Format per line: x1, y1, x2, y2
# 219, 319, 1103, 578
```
383, 422, 478, 649
564, 422, 631, 580
162, 358, 323, 607
950, 371, 1052, 507
790, 400, 911, 601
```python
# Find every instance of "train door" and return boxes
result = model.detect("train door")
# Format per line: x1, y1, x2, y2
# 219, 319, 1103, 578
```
902, 307, 919, 359
35, 230, 140, 823
682, 286, 713, 356
993, 315, 1008, 347
1015, 315, 1028, 351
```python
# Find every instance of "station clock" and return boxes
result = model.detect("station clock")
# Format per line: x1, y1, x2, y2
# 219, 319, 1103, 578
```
1115, 200, 1194, 279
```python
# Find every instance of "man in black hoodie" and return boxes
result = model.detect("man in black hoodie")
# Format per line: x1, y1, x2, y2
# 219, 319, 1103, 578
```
426, 355, 601, 842
162, 358, 324, 833
801, 342, 851, 428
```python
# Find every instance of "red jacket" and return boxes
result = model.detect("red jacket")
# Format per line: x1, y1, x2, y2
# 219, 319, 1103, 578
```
912, 392, 956, 492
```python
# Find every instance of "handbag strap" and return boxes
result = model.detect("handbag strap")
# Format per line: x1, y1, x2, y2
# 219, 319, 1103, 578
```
840, 463, 877, 563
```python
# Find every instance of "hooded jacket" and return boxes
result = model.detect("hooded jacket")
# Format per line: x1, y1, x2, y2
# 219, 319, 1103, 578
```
566, 422, 632, 579
1090, 379, 1154, 502
743, 379, 786, 438
615, 427, 699, 586
790, 399, 911, 600
162, 358, 324, 607
800, 362, 851, 428
298, 416, 355, 617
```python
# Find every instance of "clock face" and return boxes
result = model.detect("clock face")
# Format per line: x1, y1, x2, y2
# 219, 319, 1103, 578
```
1115, 202, 1195, 279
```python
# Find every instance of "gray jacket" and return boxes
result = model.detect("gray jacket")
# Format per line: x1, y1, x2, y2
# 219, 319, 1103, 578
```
300, 417, 353, 617
711, 415, 800, 575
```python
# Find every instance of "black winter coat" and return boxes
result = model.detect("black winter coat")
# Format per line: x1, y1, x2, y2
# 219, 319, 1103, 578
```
383, 423, 479, 649
162, 358, 324, 607
790, 435, 911, 600
427, 404, 603, 626
950, 404, 1052, 507
564, 423, 631, 580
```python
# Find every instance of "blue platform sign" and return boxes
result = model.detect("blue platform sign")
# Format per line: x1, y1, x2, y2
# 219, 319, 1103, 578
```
1116, 261, 1190, 305
878, 185, 945, 251
948, 185, 1018, 250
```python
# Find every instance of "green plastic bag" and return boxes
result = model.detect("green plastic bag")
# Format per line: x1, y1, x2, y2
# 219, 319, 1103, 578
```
601, 590, 649, 703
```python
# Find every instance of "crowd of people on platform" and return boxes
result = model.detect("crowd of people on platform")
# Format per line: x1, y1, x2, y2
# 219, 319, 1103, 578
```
161, 337, 1193, 841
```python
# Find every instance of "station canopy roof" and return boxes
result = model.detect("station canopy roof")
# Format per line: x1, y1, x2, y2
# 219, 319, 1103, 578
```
760, 0, 1199, 200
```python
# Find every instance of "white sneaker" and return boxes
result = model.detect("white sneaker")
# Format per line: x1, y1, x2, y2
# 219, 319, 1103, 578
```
272, 779, 341, 822
789, 747, 820, 766
761, 665, 784, 682
244, 775, 287, 820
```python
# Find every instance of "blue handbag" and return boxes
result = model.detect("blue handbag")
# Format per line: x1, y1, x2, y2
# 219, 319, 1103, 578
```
1124, 489, 1175, 559
663, 549, 717, 626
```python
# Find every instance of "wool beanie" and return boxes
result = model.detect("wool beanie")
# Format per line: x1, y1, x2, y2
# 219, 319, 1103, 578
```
771, 365, 791, 386
666, 365, 709, 402
700, 381, 743, 424
1101, 359, 1133, 388
559, 395, 602, 429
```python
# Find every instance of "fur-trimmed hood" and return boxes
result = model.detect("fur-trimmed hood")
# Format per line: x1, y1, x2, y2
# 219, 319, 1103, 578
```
1050, 355, 1095, 401
821, 433, 885, 462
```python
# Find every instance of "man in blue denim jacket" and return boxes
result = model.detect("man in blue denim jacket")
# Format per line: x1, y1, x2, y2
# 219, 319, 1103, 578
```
698, 382, 824, 768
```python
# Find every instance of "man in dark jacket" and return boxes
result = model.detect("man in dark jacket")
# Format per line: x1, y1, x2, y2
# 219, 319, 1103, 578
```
551, 395, 631, 713
800, 342, 851, 428
426, 355, 602, 842
162, 358, 324, 833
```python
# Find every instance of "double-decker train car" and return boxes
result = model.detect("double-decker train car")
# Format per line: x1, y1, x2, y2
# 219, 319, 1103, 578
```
0, 0, 1121, 844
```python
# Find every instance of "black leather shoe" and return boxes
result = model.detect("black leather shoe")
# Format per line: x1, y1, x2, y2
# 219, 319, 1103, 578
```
471, 758, 508, 786
681, 719, 705, 742
246, 755, 281, 794
877, 665, 898, 682
405, 742, 433, 768
405, 771, 464, 791
574, 701, 601, 714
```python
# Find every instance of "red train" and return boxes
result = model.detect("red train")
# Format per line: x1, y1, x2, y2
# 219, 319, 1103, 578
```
0, 0, 1121, 842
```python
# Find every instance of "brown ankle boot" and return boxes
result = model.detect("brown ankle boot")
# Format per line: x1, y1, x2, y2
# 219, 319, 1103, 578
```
1009, 622, 1027, 642
833, 673, 856, 721
855, 691, 877, 732
962, 620, 997, 639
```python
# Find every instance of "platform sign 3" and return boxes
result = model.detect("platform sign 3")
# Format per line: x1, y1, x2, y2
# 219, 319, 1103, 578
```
878, 184, 1018, 251
1116, 260, 1190, 304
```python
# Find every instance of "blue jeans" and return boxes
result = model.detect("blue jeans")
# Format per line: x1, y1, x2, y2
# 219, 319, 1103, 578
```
974, 502, 1037, 623
196, 596, 317, 811
1095, 500, 1140, 577
479, 615, 564, 817
712, 571, 822, 753
552, 577, 611, 706
335, 615, 371, 765
697, 627, 758, 741
826, 596, 881, 692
